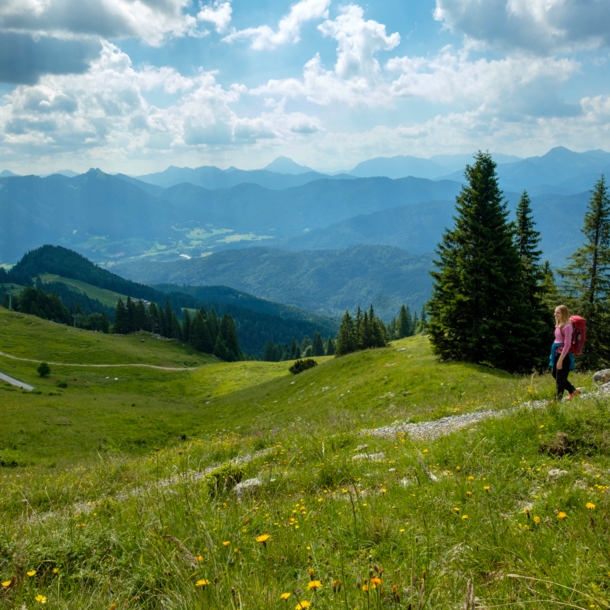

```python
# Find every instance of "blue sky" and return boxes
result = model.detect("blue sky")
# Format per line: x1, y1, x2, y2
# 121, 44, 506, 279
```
0, 0, 609, 174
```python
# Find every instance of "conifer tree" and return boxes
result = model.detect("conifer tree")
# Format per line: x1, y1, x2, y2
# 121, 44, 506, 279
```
220, 313, 241, 361
148, 302, 160, 334
396, 305, 412, 338
113, 298, 129, 334
182, 309, 191, 343
325, 336, 336, 356
312, 331, 325, 356
540, 261, 560, 312
560, 175, 610, 369
427, 152, 533, 372
514, 190, 552, 363
335, 310, 358, 356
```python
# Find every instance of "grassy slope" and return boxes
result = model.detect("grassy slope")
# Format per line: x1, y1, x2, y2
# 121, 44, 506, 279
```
39, 273, 127, 308
2, 308, 609, 610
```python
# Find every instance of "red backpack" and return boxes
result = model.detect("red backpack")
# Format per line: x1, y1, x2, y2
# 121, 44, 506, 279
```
569, 315, 586, 355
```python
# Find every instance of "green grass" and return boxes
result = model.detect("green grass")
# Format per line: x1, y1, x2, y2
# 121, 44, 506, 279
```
1, 307, 608, 609
39, 273, 128, 308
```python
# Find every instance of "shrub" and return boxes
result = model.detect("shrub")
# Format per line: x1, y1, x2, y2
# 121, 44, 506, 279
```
204, 462, 245, 497
37, 362, 51, 377
289, 358, 318, 375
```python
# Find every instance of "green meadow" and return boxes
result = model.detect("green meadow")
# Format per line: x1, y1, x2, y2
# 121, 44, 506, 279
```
1, 307, 609, 610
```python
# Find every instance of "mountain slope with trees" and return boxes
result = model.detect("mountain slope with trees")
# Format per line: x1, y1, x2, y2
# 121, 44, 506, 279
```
113, 245, 434, 320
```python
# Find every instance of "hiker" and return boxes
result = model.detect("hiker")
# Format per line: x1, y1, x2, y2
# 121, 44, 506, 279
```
551, 305, 581, 401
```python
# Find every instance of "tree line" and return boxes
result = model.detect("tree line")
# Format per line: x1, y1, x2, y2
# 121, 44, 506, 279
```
113, 297, 242, 362
262, 331, 335, 361
427, 151, 609, 372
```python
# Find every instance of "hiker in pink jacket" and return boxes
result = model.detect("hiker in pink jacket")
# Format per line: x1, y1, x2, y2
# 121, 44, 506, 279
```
551, 305, 580, 401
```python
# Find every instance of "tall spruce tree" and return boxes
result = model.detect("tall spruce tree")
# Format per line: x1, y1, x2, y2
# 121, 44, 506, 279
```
311, 331, 325, 356
559, 175, 610, 370
396, 304, 412, 338
427, 152, 534, 373
514, 190, 552, 363
335, 310, 358, 356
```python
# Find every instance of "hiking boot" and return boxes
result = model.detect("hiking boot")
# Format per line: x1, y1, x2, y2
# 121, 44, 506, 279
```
566, 389, 582, 401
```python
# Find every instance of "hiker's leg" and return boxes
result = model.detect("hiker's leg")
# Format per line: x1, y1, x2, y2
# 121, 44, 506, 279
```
553, 354, 570, 400
565, 371, 576, 395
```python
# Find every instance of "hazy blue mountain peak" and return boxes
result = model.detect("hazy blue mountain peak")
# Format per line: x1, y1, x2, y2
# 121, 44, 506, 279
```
263, 156, 315, 175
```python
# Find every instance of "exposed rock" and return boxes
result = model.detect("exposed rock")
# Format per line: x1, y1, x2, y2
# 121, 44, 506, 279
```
593, 369, 610, 384
233, 477, 262, 497
352, 452, 386, 461
547, 469, 568, 480
354, 444, 369, 452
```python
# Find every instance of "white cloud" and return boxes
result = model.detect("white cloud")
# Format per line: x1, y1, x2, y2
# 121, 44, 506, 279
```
0, 0, 198, 46
197, 1, 232, 34
251, 5, 400, 106
434, 0, 610, 55
319, 5, 400, 79
387, 49, 579, 116
0, 42, 323, 172
223, 0, 330, 50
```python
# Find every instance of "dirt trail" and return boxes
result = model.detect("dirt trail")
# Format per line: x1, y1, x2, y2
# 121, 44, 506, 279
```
0, 350, 198, 371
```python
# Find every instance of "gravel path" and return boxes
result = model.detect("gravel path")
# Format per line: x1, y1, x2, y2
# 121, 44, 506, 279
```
0, 371, 34, 391
364, 398, 566, 441
0, 350, 197, 371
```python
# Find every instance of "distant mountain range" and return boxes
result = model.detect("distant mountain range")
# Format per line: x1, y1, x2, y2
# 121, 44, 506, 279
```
0, 169, 462, 263
2, 147, 607, 193
112, 245, 434, 320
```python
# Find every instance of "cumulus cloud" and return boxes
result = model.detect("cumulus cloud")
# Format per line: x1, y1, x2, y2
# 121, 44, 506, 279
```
0, 0, 198, 46
223, 0, 330, 50
251, 5, 400, 106
0, 41, 322, 168
434, 0, 610, 55
197, 1, 232, 33
319, 5, 400, 79
387, 49, 580, 117
0, 32, 102, 85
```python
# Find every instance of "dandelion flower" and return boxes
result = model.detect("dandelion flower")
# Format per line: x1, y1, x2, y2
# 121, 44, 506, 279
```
2, 580, 11, 587
280, 592, 291, 600
52, 568, 59, 574
307, 580, 322, 591
586, 502, 596, 510
468, 476, 474, 481
370, 577, 382, 586
27, 570, 36, 577
453, 507, 460, 513
483, 486, 490, 491
462, 515, 468, 520
35, 595, 47, 604
295, 601, 311, 609
256, 534, 271, 544
196, 555, 203, 561
466, 491, 472, 497
223, 541, 230, 547
362, 584, 369, 592
557, 512, 567, 519
533, 516, 541, 524
196, 579, 211, 587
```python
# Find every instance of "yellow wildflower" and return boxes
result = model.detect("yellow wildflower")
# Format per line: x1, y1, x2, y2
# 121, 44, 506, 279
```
256, 534, 271, 543
2, 580, 12, 587
280, 592, 291, 600
307, 580, 322, 591
533, 516, 541, 524
483, 486, 490, 492
196, 555, 203, 561
295, 601, 311, 609
223, 541, 231, 547
196, 579, 211, 587
557, 512, 567, 519
35, 595, 47, 604
462, 515, 468, 520
27, 570, 36, 577
586, 502, 596, 510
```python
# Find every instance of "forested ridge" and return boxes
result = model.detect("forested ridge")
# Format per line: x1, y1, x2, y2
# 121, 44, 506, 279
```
0, 245, 339, 359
